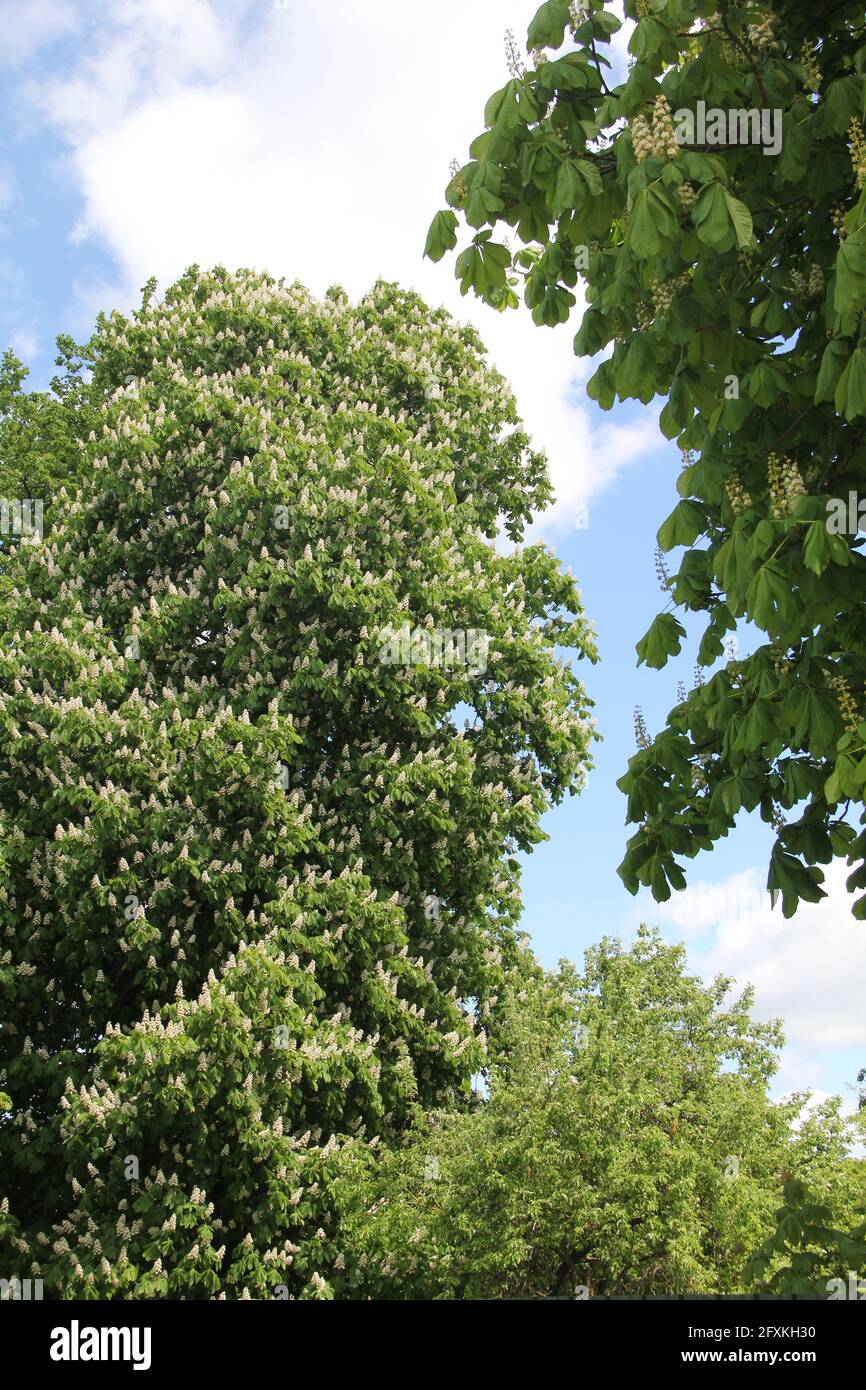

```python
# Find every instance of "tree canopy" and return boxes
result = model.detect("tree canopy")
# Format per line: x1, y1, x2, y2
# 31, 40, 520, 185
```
333, 929, 866, 1298
0, 341, 94, 551
427, 0, 866, 918
0, 265, 596, 1298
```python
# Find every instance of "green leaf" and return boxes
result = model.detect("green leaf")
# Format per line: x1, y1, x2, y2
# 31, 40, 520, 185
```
744, 361, 783, 407
692, 182, 738, 252
526, 0, 570, 49
628, 184, 679, 258
576, 158, 603, 197
835, 227, 866, 316
657, 499, 706, 550
485, 79, 531, 131
636, 612, 686, 669
552, 161, 585, 218
424, 210, 458, 263
736, 698, 779, 752
455, 239, 511, 298
815, 338, 851, 403
834, 345, 866, 420
792, 689, 839, 755
722, 190, 754, 249
822, 76, 862, 135
747, 561, 792, 633
767, 850, 826, 917
541, 54, 591, 93
803, 520, 832, 576
616, 334, 655, 402
591, 10, 621, 37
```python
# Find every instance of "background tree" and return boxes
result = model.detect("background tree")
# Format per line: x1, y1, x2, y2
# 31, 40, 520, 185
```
746, 1177, 866, 1296
332, 928, 866, 1298
0, 266, 597, 1298
427, 0, 866, 917
0, 340, 95, 550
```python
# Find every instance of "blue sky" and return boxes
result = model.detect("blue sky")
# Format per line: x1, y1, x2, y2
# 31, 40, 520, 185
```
2, 0, 865, 1113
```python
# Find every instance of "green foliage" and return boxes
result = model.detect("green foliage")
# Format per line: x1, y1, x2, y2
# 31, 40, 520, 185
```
0, 266, 597, 1298
746, 1177, 866, 1296
0, 341, 95, 548
332, 928, 864, 1298
428, 0, 866, 916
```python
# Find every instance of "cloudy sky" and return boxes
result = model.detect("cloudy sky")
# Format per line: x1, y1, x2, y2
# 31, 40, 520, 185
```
2, 0, 865, 1110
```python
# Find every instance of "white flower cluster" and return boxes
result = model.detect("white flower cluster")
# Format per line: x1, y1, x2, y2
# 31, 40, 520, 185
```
767, 453, 806, 519
631, 97, 680, 164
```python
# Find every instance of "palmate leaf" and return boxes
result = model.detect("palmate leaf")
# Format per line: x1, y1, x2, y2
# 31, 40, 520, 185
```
791, 688, 840, 756
424, 210, 458, 263
615, 333, 656, 401
589, 9, 621, 39
455, 236, 511, 297
767, 849, 826, 918
539, 54, 592, 94
485, 79, 538, 131
691, 182, 731, 248
657, 499, 706, 550
744, 361, 785, 407
636, 611, 686, 669
735, 698, 780, 753
526, 0, 570, 50
465, 185, 505, 229
746, 561, 793, 633
692, 182, 753, 252
820, 76, 862, 135
529, 283, 576, 326
628, 184, 679, 258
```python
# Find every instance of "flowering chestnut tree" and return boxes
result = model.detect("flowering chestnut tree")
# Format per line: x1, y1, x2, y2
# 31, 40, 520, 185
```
0, 266, 597, 1298
427, 0, 866, 918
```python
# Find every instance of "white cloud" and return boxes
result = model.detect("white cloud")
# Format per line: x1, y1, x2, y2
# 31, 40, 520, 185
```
0, 0, 78, 66
634, 858, 866, 1053
771, 1047, 827, 1101
636, 867, 775, 941
8, 329, 40, 363
15, 0, 655, 531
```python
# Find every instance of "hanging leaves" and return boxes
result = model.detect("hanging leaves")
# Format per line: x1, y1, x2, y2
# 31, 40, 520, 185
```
428, 0, 866, 917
